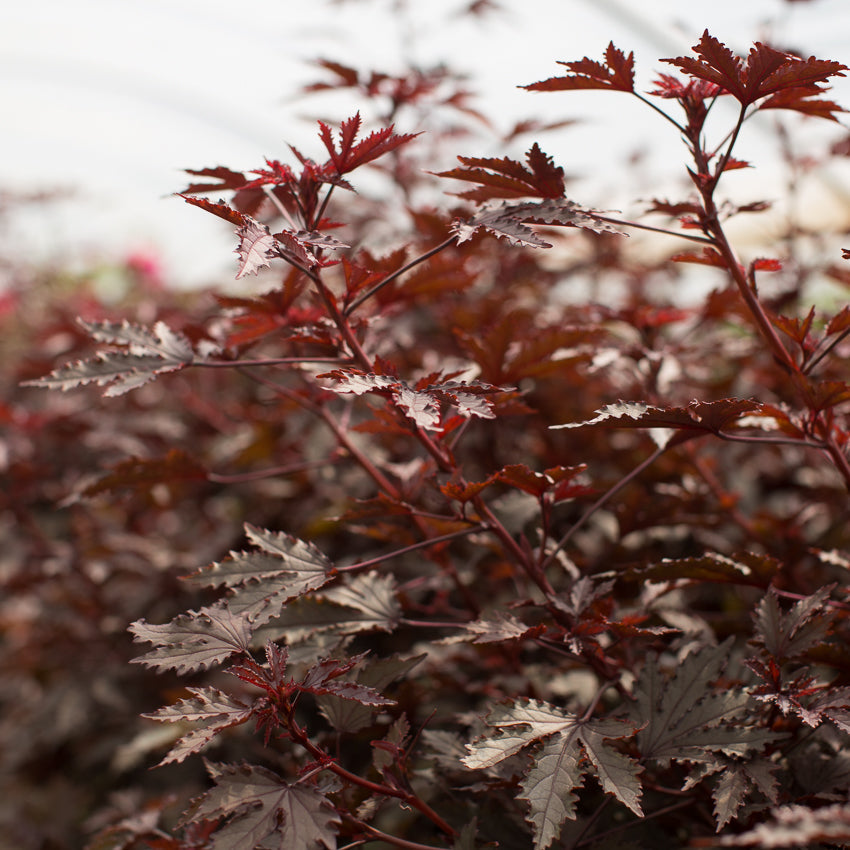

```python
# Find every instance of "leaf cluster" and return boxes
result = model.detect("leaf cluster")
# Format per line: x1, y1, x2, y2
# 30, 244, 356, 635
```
8, 23, 850, 850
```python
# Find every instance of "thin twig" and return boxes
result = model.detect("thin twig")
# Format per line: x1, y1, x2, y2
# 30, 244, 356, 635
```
262, 184, 300, 230
575, 800, 693, 848
804, 325, 850, 375
336, 524, 485, 572
344, 236, 456, 315
593, 214, 714, 244
542, 444, 667, 570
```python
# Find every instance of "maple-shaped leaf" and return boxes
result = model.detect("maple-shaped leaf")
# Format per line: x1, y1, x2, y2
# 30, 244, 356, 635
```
523, 43, 635, 94
318, 112, 418, 175
191, 525, 333, 589
241, 158, 297, 190
805, 688, 850, 734
143, 687, 254, 767
684, 755, 780, 830
552, 398, 763, 448
464, 700, 641, 850
435, 142, 565, 202
772, 306, 816, 346
750, 662, 850, 732
423, 378, 506, 420
632, 639, 772, 762
453, 198, 626, 247
182, 761, 339, 850
129, 603, 251, 674
751, 585, 834, 661
662, 31, 847, 111
713, 758, 780, 830
791, 375, 850, 412
23, 319, 195, 396
318, 370, 397, 395
80, 319, 193, 359
182, 197, 342, 275
235, 219, 336, 278
187, 525, 333, 625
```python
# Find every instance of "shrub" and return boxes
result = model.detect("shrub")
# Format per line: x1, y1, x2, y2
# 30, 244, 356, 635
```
12, 28, 850, 850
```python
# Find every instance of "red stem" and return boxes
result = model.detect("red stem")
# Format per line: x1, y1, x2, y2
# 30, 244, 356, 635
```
336, 525, 484, 572
288, 717, 457, 838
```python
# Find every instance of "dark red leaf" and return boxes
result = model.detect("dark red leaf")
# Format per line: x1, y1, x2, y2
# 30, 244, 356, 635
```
180, 166, 248, 194
760, 85, 846, 122
318, 113, 419, 175
181, 195, 247, 227
523, 43, 635, 94
773, 307, 815, 345
436, 142, 566, 202
670, 248, 726, 267
663, 31, 847, 111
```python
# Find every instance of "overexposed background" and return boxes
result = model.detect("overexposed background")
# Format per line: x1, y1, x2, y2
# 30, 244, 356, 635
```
3, 0, 850, 286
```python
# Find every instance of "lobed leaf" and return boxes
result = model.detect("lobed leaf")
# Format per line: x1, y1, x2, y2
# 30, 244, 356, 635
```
435, 142, 566, 202
752, 585, 835, 661
23, 320, 195, 396
130, 604, 252, 674
662, 31, 846, 112
143, 687, 255, 767
318, 112, 419, 175
464, 699, 641, 849
453, 198, 626, 247
523, 43, 635, 94
632, 639, 770, 762
182, 761, 339, 850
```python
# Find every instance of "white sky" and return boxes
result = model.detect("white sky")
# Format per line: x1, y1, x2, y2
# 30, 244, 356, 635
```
3, 0, 850, 286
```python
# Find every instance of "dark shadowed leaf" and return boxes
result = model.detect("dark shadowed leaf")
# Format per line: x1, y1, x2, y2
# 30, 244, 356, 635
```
181, 761, 339, 850
632, 639, 774, 762
317, 654, 425, 733
464, 699, 641, 850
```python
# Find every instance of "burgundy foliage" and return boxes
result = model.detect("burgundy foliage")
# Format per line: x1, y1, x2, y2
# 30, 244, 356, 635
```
8, 28, 850, 850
